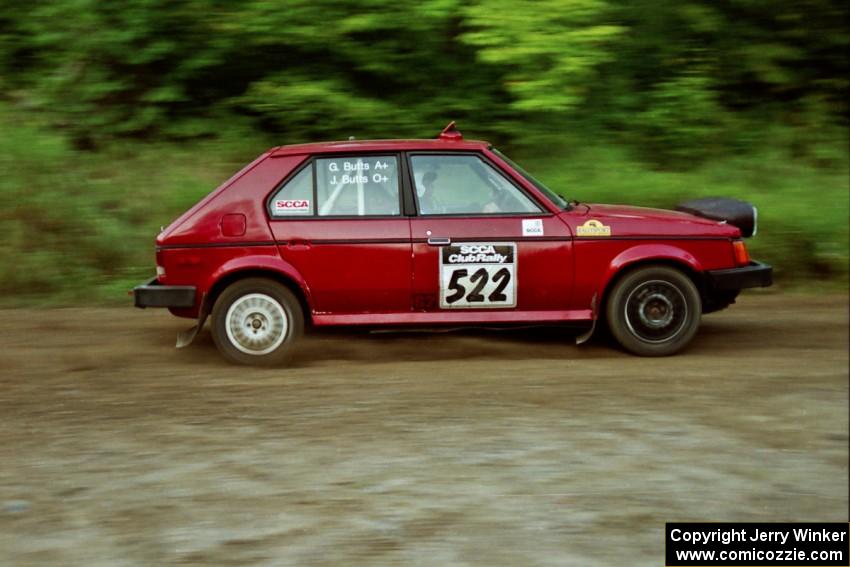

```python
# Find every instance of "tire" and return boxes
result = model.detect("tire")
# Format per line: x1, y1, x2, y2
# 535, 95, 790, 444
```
605, 265, 702, 356
211, 278, 304, 366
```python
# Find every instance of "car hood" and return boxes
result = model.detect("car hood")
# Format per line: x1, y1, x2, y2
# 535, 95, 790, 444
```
561, 203, 741, 238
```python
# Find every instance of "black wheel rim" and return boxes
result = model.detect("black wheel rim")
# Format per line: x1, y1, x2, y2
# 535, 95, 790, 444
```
624, 280, 688, 343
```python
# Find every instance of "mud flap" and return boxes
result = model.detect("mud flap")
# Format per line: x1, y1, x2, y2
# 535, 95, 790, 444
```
176, 294, 209, 349
575, 293, 598, 345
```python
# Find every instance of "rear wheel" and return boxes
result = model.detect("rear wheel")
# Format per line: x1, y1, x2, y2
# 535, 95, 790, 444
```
605, 266, 701, 356
211, 278, 303, 366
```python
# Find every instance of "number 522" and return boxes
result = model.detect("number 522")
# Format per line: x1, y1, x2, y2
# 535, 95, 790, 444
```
444, 267, 512, 306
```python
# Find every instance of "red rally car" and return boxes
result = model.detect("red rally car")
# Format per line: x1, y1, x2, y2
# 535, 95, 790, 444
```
133, 123, 772, 365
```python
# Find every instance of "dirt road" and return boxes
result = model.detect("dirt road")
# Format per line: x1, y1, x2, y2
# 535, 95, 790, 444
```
0, 293, 847, 565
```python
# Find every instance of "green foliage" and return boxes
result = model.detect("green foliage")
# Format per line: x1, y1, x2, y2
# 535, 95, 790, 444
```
462, 0, 624, 113
0, 0, 847, 301
0, 104, 845, 303
0, 105, 265, 301
238, 73, 409, 140
633, 74, 728, 165
517, 140, 849, 283
1, 0, 844, 157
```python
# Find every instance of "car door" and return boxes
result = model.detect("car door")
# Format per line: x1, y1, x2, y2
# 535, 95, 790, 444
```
267, 153, 412, 314
407, 152, 573, 316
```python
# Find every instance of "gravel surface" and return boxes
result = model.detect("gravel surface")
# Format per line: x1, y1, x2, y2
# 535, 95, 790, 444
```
1, 293, 847, 565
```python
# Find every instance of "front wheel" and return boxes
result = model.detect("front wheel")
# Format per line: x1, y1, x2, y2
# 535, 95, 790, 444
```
211, 278, 303, 366
605, 266, 702, 356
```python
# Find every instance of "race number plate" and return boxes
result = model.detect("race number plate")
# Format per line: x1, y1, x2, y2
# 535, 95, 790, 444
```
439, 243, 517, 309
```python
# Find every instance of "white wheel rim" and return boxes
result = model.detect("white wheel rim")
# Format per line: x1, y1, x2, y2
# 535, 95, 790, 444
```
225, 293, 289, 355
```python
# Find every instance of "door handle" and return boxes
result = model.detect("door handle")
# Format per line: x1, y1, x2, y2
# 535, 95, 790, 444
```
427, 237, 451, 246
286, 239, 311, 249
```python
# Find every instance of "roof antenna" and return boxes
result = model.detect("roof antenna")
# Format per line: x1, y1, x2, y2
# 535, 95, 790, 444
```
348, 135, 356, 141
438, 121, 463, 141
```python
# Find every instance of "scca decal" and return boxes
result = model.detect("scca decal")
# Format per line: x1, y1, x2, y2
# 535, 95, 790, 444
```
274, 199, 310, 212
444, 244, 512, 265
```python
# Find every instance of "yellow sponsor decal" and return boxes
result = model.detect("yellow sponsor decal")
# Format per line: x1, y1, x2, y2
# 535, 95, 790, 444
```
576, 219, 611, 237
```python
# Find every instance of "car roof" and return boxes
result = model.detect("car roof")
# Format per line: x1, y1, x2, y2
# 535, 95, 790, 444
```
269, 138, 491, 157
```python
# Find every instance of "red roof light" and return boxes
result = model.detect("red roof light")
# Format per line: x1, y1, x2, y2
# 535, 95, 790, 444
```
439, 121, 463, 141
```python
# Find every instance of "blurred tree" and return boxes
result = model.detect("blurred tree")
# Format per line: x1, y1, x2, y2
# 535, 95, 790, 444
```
0, 0, 845, 161
587, 0, 849, 165
0, 0, 847, 294
229, 0, 512, 141
1, 0, 203, 145
461, 0, 624, 113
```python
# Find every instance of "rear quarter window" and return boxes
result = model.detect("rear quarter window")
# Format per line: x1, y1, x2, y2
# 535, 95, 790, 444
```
270, 166, 314, 216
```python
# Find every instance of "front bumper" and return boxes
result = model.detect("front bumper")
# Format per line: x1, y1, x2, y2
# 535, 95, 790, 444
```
705, 262, 773, 291
133, 278, 196, 309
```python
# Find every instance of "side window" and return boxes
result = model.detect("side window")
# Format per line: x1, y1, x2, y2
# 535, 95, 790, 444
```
270, 166, 314, 216
410, 155, 541, 215
316, 155, 400, 216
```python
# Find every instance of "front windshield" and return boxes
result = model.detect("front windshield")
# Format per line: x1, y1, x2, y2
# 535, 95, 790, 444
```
492, 149, 569, 210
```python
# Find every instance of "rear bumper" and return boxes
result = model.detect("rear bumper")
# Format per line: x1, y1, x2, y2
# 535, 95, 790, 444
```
133, 278, 196, 309
705, 262, 773, 291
